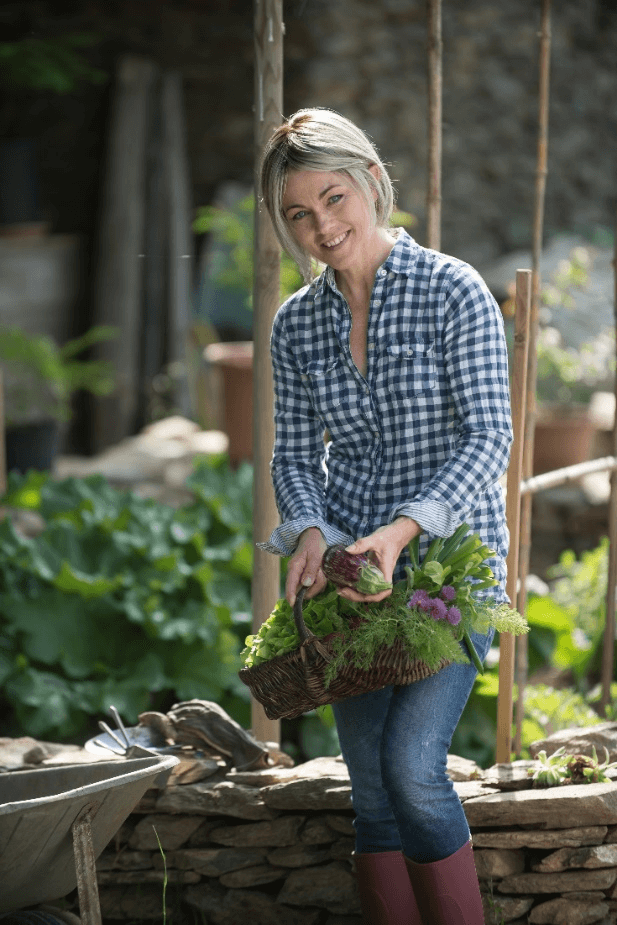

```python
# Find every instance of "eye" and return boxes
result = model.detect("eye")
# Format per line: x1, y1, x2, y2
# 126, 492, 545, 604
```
329, 194, 343, 205
291, 210, 307, 221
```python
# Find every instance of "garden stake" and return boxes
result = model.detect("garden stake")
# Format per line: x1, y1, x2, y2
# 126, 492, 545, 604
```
516, 0, 552, 754
251, 0, 283, 745
600, 210, 617, 711
426, 0, 442, 251
496, 270, 531, 764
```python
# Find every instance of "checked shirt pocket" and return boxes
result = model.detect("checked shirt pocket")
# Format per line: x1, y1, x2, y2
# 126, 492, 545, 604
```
384, 340, 437, 395
299, 355, 350, 419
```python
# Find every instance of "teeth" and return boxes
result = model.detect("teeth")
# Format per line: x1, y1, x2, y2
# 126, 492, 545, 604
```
324, 232, 347, 248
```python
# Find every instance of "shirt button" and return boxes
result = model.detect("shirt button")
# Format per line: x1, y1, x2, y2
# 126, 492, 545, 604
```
378, 268, 386, 277
367, 342, 374, 349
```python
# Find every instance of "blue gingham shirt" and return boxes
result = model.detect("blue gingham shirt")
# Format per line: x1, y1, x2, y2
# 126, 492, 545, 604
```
259, 230, 512, 600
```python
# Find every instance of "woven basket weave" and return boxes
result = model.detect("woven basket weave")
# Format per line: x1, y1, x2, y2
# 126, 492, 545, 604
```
239, 587, 450, 720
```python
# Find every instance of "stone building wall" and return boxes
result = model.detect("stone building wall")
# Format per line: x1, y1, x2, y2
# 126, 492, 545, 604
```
7, 0, 617, 273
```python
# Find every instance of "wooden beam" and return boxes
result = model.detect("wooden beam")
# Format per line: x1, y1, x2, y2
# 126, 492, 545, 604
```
251, 0, 283, 746
426, 0, 442, 251
600, 212, 617, 710
162, 70, 193, 419
496, 269, 531, 764
92, 56, 156, 450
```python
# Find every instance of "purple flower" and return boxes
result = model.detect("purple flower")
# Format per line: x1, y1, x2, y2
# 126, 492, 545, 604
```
446, 606, 462, 626
428, 598, 448, 621
408, 589, 432, 612
440, 585, 456, 602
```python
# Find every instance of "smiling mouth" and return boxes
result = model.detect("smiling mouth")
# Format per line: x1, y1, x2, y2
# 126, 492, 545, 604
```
323, 230, 350, 249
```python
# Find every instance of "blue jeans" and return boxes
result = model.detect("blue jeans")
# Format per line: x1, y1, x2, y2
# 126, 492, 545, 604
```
332, 628, 494, 864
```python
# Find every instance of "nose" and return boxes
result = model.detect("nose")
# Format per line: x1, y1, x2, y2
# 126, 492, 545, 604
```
313, 208, 332, 234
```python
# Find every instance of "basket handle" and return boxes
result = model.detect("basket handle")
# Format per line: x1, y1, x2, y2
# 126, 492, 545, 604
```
293, 585, 332, 663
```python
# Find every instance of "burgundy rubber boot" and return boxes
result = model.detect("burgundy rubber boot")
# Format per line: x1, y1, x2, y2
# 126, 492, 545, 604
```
404, 840, 485, 925
354, 850, 424, 925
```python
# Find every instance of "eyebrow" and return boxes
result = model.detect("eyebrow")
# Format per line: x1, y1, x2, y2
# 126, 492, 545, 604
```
283, 183, 340, 214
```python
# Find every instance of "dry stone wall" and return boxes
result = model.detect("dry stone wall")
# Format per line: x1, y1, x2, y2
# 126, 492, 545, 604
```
96, 754, 617, 925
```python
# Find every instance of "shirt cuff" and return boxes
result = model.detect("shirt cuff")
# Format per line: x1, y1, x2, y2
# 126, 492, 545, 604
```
391, 500, 461, 538
257, 517, 355, 557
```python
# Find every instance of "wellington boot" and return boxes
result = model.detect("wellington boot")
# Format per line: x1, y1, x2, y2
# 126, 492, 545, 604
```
354, 850, 423, 925
404, 840, 484, 925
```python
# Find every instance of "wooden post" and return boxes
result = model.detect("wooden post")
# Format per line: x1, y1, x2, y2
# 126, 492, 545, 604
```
496, 270, 532, 764
426, 0, 442, 251
600, 214, 617, 710
92, 56, 156, 450
162, 70, 193, 419
251, 0, 283, 745
515, 0, 551, 751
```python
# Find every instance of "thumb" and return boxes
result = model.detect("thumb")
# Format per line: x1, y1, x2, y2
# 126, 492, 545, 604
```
345, 537, 373, 555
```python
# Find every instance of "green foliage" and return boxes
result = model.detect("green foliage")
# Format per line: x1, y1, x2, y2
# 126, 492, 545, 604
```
0, 325, 118, 424
530, 745, 617, 787
0, 34, 107, 94
535, 248, 614, 406
452, 538, 613, 767
0, 457, 254, 740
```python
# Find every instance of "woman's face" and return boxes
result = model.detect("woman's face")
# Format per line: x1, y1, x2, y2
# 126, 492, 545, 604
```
282, 168, 383, 275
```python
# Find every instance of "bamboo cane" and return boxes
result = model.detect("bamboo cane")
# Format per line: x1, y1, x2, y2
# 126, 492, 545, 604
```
600, 213, 617, 711
496, 270, 532, 764
426, 0, 442, 251
251, 0, 283, 746
514, 0, 551, 756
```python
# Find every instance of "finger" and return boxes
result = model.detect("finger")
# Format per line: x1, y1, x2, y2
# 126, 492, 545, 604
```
304, 571, 327, 600
285, 558, 307, 606
337, 587, 392, 603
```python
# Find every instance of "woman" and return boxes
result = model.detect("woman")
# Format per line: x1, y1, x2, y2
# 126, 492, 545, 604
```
258, 108, 512, 925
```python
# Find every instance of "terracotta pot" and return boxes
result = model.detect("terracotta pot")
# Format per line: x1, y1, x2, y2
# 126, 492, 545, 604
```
532, 409, 596, 475
204, 341, 253, 466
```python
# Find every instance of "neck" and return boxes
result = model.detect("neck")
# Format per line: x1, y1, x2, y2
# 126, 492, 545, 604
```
335, 227, 396, 300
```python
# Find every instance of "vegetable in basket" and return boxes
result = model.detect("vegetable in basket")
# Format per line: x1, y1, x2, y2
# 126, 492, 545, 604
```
241, 525, 528, 679
321, 544, 392, 594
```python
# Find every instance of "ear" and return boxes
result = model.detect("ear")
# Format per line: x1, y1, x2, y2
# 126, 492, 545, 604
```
368, 163, 380, 200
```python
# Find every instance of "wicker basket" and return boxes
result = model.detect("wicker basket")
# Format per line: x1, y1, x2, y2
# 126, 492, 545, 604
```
239, 587, 450, 720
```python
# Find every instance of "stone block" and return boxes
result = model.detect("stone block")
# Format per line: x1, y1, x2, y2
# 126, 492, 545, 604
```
98, 884, 172, 920
209, 815, 305, 847
475, 848, 526, 879
156, 780, 277, 819
301, 817, 338, 844
185, 882, 322, 925
128, 813, 204, 850
96, 849, 153, 871
325, 814, 356, 837
277, 862, 361, 915
464, 783, 617, 829
219, 865, 288, 888
498, 868, 617, 894
472, 827, 608, 849
533, 845, 617, 872
481, 893, 534, 924
160, 847, 267, 876
267, 845, 333, 868
529, 896, 610, 925
262, 778, 352, 812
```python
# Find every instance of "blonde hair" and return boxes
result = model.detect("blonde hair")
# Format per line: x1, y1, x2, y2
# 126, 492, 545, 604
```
260, 108, 394, 283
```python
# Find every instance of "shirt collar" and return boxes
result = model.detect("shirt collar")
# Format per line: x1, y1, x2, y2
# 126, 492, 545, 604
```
313, 228, 420, 296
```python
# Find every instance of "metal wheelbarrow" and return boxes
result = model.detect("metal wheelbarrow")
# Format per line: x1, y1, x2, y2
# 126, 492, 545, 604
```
0, 754, 178, 922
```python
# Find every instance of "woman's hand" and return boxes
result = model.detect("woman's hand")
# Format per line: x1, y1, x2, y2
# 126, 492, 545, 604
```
337, 517, 422, 603
285, 527, 328, 606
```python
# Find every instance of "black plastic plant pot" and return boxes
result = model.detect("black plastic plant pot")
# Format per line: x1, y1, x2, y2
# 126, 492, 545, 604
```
5, 420, 60, 474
